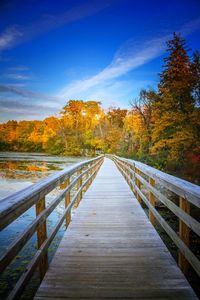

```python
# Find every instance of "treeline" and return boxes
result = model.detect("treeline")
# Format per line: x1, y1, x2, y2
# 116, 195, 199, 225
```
0, 101, 127, 156
0, 33, 200, 181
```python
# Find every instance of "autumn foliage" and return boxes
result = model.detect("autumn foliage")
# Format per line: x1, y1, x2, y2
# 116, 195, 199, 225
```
0, 33, 200, 181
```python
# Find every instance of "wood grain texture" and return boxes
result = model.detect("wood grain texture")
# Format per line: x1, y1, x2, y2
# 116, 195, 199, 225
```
34, 158, 197, 299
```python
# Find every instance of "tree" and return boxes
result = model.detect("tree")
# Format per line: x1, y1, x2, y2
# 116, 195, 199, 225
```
130, 89, 157, 155
159, 32, 194, 113
60, 100, 104, 155
152, 32, 199, 165
103, 108, 127, 153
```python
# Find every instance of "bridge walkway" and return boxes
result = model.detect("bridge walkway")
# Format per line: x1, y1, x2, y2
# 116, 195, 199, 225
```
35, 158, 197, 299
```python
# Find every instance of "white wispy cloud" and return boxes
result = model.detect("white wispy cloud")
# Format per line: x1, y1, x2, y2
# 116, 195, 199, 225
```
0, 86, 61, 121
0, 26, 22, 50
0, 0, 113, 51
86, 79, 155, 108
0, 99, 57, 122
0, 98, 57, 114
0, 84, 61, 105
2, 65, 32, 82
8, 65, 29, 71
5, 73, 30, 80
59, 18, 200, 103
59, 36, 167, 99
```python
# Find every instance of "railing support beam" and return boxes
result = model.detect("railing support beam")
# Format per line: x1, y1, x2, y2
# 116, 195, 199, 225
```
35, 198, 48, 280
149, 177, 156, 225
65, 178, 71, 227
179, 196, 190, 275
135, 168, 142, 204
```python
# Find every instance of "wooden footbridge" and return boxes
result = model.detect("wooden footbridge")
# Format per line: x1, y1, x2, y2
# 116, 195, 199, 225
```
0, 156, 200, 299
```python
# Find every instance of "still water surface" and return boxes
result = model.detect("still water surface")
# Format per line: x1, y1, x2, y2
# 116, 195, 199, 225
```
0, 152, 86, 299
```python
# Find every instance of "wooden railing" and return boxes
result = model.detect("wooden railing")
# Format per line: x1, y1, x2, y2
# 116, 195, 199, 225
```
0, 155, 104, 299
111, 155, 200, 278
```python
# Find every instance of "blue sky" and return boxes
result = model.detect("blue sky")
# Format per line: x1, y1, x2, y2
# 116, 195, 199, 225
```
0, 0, 200, 121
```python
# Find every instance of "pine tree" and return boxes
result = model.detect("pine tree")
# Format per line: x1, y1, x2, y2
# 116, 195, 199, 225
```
159, 32, 194, 113
151, 33, 198, 164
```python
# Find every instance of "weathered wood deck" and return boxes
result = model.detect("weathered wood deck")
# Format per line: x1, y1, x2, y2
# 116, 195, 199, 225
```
34, 158, 197, 299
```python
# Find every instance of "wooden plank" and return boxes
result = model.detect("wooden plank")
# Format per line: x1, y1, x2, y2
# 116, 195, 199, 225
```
35, 158, 197, 300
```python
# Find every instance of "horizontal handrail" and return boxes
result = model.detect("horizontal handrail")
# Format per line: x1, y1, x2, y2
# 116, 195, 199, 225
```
110, 155, 200, 278
114, 156, 200, 208
0, 155, 103, 230
0, 155, 104, 299
115, 159, 200, 237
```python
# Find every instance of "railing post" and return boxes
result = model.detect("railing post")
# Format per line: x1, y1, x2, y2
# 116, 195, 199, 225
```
126, 163, 131, 186
65, 177, 71, 227
135, 168, 142, 204
60, 177, 71, 227
82, 165, 87, 193
122, 162, 126, 179
129, 164, 133, 189
149, 177, 156, 225
130, 164, 135, 193
86, 163, 90, 191
89, 162, 93, 184
179, 197, 190, 275
75, 168, 82, 208
35, 197, 48, 280
79, 168, 83, 202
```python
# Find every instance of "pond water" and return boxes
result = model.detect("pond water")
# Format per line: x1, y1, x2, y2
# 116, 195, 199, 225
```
0, 152, 87, 299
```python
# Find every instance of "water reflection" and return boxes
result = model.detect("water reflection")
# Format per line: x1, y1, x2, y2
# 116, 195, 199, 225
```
0, 152, 84, 199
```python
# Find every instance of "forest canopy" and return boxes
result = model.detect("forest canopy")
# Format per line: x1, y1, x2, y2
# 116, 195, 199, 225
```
0, 33, 200, 181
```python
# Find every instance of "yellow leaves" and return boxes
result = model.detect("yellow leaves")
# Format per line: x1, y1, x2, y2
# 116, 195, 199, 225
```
124, 111, 142, 135
151, 106, 199, 161
89, 138, 104, 150
104, 127, 123, 153
61, 100, 104, 132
